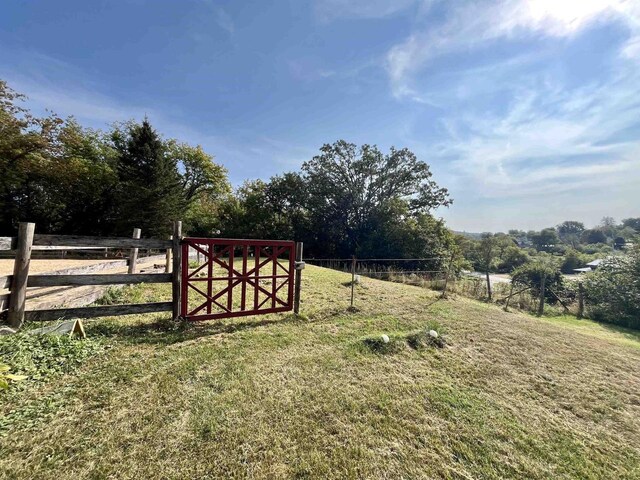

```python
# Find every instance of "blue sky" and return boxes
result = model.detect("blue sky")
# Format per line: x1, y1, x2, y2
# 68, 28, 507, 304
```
1, 0, 639, 232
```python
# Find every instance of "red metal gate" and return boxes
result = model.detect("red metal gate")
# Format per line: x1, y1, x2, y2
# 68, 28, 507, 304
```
180, 238, 295, 321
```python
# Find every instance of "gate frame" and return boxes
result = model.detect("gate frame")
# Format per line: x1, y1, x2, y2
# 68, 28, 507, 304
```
180, 238, 296, 321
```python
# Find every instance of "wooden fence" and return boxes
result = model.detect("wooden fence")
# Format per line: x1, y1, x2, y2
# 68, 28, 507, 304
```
0, 221, 183, 329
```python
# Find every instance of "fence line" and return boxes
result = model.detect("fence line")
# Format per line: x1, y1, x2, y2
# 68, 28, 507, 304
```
1, 222, 180, 329
307, 257, 444, 262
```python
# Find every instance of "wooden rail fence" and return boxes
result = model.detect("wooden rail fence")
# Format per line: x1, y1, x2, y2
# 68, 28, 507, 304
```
0, 221, 182, 329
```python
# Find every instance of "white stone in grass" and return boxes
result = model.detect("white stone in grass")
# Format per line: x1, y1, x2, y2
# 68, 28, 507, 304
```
381, 334, 390, 343
428, 330, 439, 339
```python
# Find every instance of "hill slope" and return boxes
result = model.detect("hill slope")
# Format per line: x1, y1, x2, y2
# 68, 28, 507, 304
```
1, 265, 639, 479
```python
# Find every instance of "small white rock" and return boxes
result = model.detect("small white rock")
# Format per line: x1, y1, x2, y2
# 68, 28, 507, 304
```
428, 330, 439, 339
381, 334, 390, 343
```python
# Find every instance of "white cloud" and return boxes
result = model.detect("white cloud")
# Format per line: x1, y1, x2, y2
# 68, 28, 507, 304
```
432, 68, 640, 198
386, 0, 640, 99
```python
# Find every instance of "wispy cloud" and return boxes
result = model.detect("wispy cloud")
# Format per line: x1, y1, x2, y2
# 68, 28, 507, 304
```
315, 0, 419, 21
431, 67, 640, 198
215, 7, 235, 34
386, 0, 640, 99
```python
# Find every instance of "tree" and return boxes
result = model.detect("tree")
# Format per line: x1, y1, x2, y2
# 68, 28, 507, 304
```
301, 140, 451, 256
530, 228, 559, 251
621, 217, 640, 232
0, 80, 63, 233
556, 221, 584, 247
497, 245, 529, 272
599, 216, 617, 238
166, 140, 229, 203
474, 233, 511, 300
582, 229, 607, 245
113, 119, 186, 237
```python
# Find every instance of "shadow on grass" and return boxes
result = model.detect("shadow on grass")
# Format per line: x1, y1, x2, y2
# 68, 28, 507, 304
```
86, 313, 305, 347
597, 322, 640, 343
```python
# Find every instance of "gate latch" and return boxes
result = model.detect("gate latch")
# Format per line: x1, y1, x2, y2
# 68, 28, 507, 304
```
295, 261, 305, 270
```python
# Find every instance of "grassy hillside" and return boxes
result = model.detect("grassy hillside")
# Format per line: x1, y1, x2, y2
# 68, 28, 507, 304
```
1, 265, 639, 479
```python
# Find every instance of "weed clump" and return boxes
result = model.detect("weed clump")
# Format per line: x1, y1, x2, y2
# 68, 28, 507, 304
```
406, 330, 446, 349
0, 331, 104, 385
361, 334, 405, 354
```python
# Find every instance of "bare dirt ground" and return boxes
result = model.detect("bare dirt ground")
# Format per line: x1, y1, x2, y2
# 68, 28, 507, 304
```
0, 258, 122, 276
1, 256, 166, 310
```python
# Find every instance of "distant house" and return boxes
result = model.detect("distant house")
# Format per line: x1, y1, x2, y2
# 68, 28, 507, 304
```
586, 259, 603, 269
573, 258, 604, 274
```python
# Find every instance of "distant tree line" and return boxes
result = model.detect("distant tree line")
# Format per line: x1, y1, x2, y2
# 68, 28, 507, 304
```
0, 80, 455, 263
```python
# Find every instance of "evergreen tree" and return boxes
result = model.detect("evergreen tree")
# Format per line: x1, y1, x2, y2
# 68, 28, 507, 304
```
113, 119, 186, 237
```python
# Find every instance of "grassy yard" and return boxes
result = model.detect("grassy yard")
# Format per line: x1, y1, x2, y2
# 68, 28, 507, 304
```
1, 265, 639, 479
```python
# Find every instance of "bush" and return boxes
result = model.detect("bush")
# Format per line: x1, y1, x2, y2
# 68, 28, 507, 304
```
583, 247, 640, 329
560, 249, 588, 274
511, 259, 563, 303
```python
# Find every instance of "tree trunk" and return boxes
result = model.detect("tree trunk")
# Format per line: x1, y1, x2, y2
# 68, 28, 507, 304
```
485, 270, 492, 301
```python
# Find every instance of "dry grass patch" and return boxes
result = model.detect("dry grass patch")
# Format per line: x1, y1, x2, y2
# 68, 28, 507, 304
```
0, 265, 639, 479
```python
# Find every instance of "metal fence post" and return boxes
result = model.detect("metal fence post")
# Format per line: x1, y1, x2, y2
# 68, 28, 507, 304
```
294, 242, 304, 315
7, 222, 35, 329
128, 228, 141, 274
172, 221, 182, 321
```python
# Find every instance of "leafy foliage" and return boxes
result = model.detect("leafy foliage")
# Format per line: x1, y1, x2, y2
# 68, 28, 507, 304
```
0, 332, 104, 384
583, 247, 640, 329
512, 259, 563, 302
0, 363, 27, 390
218, 141, 454, 261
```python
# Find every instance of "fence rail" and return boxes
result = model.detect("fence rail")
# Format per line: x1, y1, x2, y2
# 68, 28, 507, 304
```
0, 222, 181, 328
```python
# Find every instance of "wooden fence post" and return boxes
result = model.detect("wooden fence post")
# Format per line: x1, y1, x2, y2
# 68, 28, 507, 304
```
165, 235, 172, 273
504, 282, 514, 311
350, 255, 356, 308
172, 221, 182, 321
538, 274, 546, 316
577, 282, 585, 319
294, 242, 304, 315
441, 252, 455, 298
7, 222, 35, 329
128, 228, 141, 274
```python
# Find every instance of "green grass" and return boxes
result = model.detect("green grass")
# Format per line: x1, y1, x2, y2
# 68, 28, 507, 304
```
1, 265, 639, 479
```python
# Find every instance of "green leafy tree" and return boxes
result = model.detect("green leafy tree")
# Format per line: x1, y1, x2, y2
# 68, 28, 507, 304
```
556, 220, 584, 247
530, 228, 559, 252
582, 229, 607, 245
621, 217, 640, 232
0, 80, 63, 233
301, 140, 451, 256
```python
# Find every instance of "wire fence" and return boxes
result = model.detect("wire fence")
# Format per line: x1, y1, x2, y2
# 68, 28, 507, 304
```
306, 256, 452, 308
307, 256, 587, 317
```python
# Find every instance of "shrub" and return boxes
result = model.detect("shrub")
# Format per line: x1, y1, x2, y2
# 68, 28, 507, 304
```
583, 247, 640, 329
511, 259, 563, 303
